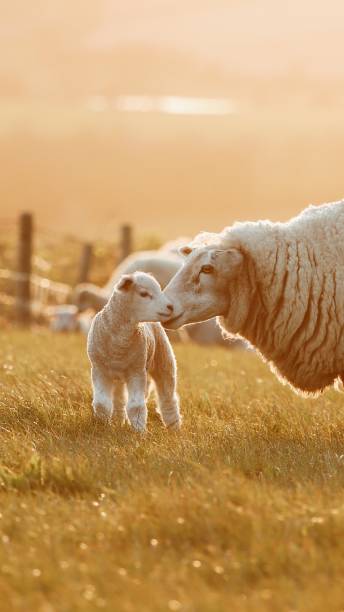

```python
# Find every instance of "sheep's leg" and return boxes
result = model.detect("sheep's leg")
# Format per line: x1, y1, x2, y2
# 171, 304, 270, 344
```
153, 370, 182, 431
126, 375, 147, 432
91, 366, 114, 421
112, 380, 127, 425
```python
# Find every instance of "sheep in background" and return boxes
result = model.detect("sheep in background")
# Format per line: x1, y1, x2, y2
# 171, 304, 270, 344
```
74, 250, 182, 311
73, 245, 231, 347
87, 272, 181, 432
158, 237, 192, 255
47, 305, 93, 335
163, 200, 344, 395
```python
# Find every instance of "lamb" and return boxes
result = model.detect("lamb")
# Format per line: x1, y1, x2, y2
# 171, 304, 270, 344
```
87, 272, 182, 432
163, 200, 344, 396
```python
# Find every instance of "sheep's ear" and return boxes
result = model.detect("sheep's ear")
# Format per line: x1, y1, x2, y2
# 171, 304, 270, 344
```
179, 245, 193, 257
117, 275, 134, 292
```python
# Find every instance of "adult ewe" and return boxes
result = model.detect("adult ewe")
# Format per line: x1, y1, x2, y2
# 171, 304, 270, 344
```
163, 201, 344, 395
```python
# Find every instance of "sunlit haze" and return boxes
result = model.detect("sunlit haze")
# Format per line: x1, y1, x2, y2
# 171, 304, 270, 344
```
1, 0, 344, 239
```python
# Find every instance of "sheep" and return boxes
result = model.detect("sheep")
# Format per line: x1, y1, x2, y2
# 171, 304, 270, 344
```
163, 200, 344, 396
74, 249, 230, 346
74, 250, 182, 312
47, 305, 93, 335
87, 272, 182, 432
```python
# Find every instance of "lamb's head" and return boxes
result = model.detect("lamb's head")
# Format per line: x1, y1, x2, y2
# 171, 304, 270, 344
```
163, 244, 245, 329
115, 272, 174, 323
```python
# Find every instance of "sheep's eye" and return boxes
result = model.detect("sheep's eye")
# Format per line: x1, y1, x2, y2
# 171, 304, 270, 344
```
200, 264, 214, 274
139, 291, 150, 298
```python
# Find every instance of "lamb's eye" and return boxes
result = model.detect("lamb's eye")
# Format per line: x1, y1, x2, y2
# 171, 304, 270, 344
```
200, 264, 214, 274
139, 291, 150, 298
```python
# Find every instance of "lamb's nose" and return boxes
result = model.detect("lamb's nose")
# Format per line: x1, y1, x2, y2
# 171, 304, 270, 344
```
166, 304, 174, 313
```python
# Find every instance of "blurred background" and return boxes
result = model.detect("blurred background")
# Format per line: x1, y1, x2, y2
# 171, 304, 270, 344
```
1, 0, 344, 243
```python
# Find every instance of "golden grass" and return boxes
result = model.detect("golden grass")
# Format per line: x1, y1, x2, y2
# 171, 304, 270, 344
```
1, 331, 344, 611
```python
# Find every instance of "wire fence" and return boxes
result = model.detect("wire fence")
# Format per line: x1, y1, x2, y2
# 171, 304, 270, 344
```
0, 269, 71, 313
0, 213, 133, 323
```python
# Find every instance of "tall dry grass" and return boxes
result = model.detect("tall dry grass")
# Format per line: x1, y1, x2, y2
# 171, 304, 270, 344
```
1, 331, 344, 610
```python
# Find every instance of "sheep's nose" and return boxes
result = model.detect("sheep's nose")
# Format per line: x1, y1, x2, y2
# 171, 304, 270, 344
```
166, 304, 174, 313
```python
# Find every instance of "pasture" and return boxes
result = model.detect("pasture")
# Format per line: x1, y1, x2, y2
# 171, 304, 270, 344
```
1, 331, 344, 611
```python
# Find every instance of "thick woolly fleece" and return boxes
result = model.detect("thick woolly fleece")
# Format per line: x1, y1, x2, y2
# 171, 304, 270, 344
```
215, 201, 344, 394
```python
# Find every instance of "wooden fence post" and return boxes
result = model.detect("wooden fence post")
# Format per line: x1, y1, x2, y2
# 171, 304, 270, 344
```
16, 212, 33, 324
77, 243, 93, 284
120, 224, 133, 262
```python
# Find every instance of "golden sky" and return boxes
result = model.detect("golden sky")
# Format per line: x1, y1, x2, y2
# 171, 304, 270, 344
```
3, 0, 344, 96
2, 1, 344, 238
94, 0, 344, 79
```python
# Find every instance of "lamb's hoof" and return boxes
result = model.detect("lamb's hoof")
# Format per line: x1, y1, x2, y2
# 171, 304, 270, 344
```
129, 420, 147, 433
127, 407, 147, 433
166, 417, 182, 431
93, 404, 112, 423
112, 412, 128, 427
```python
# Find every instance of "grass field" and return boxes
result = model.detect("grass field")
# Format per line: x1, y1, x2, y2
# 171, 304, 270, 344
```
1, 331, 344, 611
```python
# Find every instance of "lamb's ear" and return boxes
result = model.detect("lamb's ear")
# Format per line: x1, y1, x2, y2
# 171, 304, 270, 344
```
117, 274, 134, 292
179, 245, 194, 257
215, 248, 244, 277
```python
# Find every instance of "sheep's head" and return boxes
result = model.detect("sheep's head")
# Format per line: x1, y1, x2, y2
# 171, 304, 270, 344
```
73, 283, 108, 312
114, 272, 174, 323
163, 244, 245, 329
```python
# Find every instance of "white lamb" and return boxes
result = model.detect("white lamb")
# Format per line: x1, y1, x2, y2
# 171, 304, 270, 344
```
87, 272, 181, 432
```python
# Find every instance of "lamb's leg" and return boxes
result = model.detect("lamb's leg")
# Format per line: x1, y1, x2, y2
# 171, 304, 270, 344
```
146, 378, 161, 419
91, 366, 114, 421
126, 375, 147, 432
153, 369, 182, 431
112, 380, 127, 425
